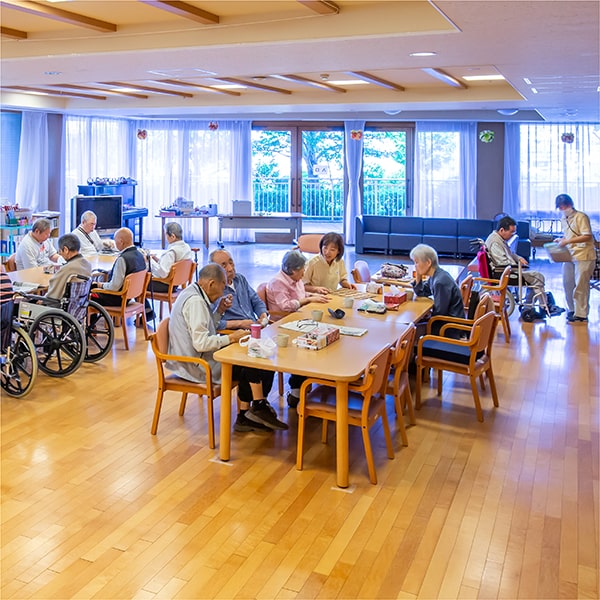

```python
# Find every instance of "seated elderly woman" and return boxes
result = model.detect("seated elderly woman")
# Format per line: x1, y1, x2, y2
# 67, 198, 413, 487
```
410, 243, 464, 336
267, 250, 329, 408
302, 232, 356, 294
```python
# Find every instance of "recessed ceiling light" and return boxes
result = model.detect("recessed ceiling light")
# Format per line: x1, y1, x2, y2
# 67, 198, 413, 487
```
462, 74, 505, 81
531, 88, 538, 94
383, 109, 402, 116
497, 109, 519, 116
523, 77, 532, 85
44, 71, 62, 76
410, 51, 437, 57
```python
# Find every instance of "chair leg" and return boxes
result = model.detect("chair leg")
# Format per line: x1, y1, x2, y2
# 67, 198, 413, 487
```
387, 399, 405, 447
487, 366, 499, 407
207, 396, 215, 449
150, 389, 164, 434
179, 392, 188, 416
416, 365, 423, 409
321, 420, 328, 444
278, 372, 284, 397
159, 301, 164, 320
403, 386, 416, 425
296, 412, 305, 471
361, 426, 377, 485
469, 374, 484, 422
121, 315, 130, 350
479, 374, 486, 391
437, 369, 443, 396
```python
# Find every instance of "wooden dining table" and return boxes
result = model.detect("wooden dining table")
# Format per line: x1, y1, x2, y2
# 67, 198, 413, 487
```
215, 294, 433, 488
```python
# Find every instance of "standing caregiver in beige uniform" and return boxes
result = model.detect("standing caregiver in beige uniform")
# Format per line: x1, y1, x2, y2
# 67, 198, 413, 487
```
555, 193, 595, 323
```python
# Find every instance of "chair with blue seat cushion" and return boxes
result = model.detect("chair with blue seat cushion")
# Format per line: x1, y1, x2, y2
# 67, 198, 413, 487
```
415, 310, 499, 422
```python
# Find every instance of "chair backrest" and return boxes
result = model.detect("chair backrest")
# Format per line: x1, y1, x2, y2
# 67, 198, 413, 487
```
5, 255, 17, 272
473, 293, 494, 320
369, 345, 393, 400
125, 270, 151, 302
470, 311, 497, 354
256, 282, 268, 308
152, 316, 170, 358
390, 323, 417, 375
353, 260, 371, 283
460, 274, 474, 310
295, 234, 323, 254
63, 276, 92, 322
169, 259, 195, 288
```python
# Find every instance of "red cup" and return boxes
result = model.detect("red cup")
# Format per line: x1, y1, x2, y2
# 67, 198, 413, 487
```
250, 323, 262, 339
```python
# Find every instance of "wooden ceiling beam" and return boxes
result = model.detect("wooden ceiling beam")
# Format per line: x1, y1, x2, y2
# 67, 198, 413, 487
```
101, 81, 194, 98
274, 74, 346, 93
215, 77, 292, 95
138, 0, 219, 25
0, 1, 117, 32
2, 85, 107, 99
1, 25, 27, 39
157, 79, 241, 96
50, 84, 148, 99
297, 1, 339, 15
347, 71, 405, 91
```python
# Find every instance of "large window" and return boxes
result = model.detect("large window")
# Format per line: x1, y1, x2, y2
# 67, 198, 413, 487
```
0, 112, 22, 203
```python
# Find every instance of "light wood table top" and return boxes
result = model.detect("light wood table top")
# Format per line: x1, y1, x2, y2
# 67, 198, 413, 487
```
215, 299, 427, 488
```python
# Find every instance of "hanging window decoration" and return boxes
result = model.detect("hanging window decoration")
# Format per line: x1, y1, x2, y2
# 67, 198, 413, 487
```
208, 121, 219, 131
561, 132, 574, 144
479, 129, 495, 143
137, 129, 147, 140
350, 129, 363, 141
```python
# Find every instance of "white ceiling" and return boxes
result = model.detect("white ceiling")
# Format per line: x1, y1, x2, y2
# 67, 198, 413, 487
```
1, 0, 599, 123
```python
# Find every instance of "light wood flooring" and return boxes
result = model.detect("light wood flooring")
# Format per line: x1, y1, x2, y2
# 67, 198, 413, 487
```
2, 243, 598, 599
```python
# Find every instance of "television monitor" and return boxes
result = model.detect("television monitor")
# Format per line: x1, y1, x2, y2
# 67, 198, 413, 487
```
72, 195, 123, 234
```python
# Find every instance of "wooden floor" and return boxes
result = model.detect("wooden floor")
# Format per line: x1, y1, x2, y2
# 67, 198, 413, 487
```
2, 243, 598, 599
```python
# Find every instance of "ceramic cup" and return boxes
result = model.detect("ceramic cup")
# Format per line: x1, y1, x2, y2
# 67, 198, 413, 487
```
311, 309, 323, 322
276, 333, 289, 348
343, 297, 354, 308
406, 289, 414, 301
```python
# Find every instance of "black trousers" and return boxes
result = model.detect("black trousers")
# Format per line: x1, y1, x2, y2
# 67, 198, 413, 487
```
232, 365, 275, 404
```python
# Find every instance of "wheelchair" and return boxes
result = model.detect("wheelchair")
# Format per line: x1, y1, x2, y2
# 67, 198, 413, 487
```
1, 299, 38, 398
15, 275, 114, 378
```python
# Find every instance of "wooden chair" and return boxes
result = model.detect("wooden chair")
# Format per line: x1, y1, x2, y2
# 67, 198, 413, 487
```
92, 270, 151, 351
475, 265, 512, 342
150, 317, 226, 449
416, 310, 499, 422
386, 323, 417, 435
459, 274, 474, 315
150, 258, 195, 319
5, 254, 17, 272
294, 234, 323, 254
351, 260, 371, 284
296, 345, 394, 484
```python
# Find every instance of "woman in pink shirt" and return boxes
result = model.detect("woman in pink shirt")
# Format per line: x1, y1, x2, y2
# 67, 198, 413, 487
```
266, 250, 328, 313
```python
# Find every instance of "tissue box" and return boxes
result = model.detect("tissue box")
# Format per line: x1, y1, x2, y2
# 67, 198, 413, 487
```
383, 290, 407, 310
295, 324, 340, 350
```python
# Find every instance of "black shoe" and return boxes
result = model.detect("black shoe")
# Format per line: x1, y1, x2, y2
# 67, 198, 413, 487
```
233, 412, 272, 432
567, 314, 588, 323
567, 311, 575, 319
287, 392, 300, 409
145, 310, 156, 321
247, 400, 289, 430
548, 305, 565, 316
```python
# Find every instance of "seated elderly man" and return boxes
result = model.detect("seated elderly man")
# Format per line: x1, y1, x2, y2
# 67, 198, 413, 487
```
148, 222, 192, 292
15, 218, 60, 269
168, 263, 287, 433
209, 248, 268, 330
71, 210, 112, 254
46, 234, 92, 300
91, 227, 153, 317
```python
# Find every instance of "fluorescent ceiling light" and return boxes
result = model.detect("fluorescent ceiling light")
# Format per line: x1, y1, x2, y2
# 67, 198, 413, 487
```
462, 74, 505, 81
212, 84, 246, 90
410, 51, 437, 57
531, 88, 538, 94
497, 108, 518, 116
329, 80, 368, 86
110, 87, 137, 93
523, 77, 532, 84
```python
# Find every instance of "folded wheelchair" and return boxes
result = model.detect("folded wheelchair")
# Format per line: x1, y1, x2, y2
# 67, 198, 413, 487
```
12, 275, 114, 378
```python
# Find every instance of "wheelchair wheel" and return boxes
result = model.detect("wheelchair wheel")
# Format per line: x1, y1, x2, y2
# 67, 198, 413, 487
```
1, 324, 38, 398
505, 291, 516, 317
84, 301, 114, 362
29, 310, 86, 377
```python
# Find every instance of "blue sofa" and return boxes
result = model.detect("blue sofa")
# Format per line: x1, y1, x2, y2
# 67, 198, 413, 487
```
355, 215, 531, 259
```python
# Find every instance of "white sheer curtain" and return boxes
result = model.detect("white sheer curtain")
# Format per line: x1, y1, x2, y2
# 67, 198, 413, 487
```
134, 119, 251, 243
414, 121, 477, 218
63, 116, 131, 228
504, 122, 600, 225
15, 112, 48, 212
344, 120, 365, 245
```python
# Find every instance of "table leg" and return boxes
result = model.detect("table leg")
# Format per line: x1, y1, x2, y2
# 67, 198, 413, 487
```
161, 217, 166, 249
203, 217, 209, 250
335, 380, 350, 488
219, 363, 233, 461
